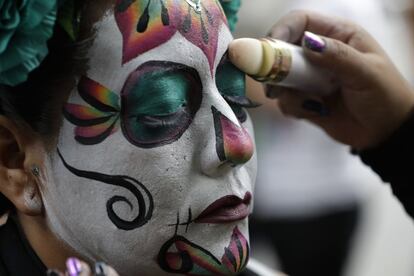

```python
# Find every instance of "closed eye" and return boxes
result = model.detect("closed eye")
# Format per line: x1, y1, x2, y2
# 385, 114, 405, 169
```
121, 61, 202, 148
130, 107, 189, 128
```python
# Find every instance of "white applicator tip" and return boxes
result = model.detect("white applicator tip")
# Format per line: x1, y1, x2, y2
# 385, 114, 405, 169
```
228, 38, 264, 76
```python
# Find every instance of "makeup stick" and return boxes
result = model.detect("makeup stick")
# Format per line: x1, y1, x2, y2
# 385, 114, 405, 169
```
228, 37, 337, 95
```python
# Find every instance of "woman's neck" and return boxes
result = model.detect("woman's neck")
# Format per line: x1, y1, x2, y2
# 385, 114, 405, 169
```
17, 212, 79, 272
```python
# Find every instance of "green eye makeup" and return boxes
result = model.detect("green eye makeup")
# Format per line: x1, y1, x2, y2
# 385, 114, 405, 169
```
121, 61, 202, 148
216, 55, 258, 123
64, 61, 202, 149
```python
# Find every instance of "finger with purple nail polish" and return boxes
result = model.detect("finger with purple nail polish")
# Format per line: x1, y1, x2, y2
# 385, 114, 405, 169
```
303, 31, 326, 52
66, 257, 83, 276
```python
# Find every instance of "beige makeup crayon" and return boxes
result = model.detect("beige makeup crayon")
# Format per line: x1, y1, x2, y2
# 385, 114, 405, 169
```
228, 37, 337, 95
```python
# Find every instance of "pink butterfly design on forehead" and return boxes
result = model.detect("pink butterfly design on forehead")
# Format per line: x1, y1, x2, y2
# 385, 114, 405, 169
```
115, 0, 228, 73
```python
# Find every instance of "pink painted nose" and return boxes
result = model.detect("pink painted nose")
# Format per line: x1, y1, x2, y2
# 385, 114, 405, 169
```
212, 106, 253, 165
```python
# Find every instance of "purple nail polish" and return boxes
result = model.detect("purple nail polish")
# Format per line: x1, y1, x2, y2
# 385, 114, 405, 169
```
303, 31, 326, 52
66, 257, 82, 276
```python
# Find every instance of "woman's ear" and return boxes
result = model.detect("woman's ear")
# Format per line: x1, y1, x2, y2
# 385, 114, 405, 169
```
0, 116, 46, 216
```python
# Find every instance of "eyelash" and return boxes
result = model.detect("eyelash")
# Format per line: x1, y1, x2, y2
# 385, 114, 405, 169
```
223, 95, 259, 124
222, 95, 260, 109
137, 94, 259, 127
134, 107, 189, 128
216, 54, 260, 122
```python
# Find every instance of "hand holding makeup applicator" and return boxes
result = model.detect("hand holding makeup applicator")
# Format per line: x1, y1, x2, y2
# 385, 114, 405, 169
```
228, 32, 337, 95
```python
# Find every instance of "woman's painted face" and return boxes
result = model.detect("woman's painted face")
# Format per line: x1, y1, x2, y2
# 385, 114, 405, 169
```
42, 1, 257, 275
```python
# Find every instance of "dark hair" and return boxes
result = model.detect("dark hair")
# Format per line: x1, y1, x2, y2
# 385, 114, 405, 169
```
0, 0, 113, 216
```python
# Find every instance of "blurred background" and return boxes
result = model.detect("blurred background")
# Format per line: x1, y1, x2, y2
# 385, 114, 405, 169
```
235, 0, 414, 276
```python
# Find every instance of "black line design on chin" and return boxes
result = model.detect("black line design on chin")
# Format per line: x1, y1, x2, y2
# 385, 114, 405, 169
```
57, 148, 154, 230
157, 226, 249, 275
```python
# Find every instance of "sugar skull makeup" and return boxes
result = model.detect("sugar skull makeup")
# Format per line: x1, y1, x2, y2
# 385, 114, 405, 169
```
41, 1, 257, 275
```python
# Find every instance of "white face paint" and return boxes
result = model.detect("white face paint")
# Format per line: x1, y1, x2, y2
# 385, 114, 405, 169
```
41, 2, 257, 275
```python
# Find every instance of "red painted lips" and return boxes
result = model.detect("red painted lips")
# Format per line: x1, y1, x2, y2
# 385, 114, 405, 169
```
195, 192, 252, 224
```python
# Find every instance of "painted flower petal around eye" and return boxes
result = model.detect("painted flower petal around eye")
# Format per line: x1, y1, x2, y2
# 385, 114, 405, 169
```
63, 104, 117, 126
78, 76, 121, 112
74, 115, 120, 145
221, 226, 249, 273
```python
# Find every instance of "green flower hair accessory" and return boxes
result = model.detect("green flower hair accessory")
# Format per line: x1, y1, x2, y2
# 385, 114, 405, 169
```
0, 0, 58, 87
219, 0, 241, 32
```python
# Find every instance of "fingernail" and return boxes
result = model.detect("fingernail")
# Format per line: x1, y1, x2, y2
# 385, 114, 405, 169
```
46, 269, 61, 276
303, 31, 326, 52
302, 99, 330, 116
66, 257, 82, 276
94, 262, 107, 276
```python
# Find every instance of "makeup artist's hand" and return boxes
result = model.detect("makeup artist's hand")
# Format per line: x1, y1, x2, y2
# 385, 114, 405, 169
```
266, 10, 414, 149
47, 258, 119, 276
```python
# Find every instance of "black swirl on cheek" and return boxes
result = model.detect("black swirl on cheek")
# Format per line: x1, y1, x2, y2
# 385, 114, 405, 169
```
57, 148, 154, 230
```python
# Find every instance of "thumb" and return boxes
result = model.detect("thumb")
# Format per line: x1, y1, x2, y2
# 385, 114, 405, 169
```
301, 31, 369, 85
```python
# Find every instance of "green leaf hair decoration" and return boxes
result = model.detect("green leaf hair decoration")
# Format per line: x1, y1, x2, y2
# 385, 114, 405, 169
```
57, 0, 81, 41
219, 0, 241, 32
0, 0, 58, 87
